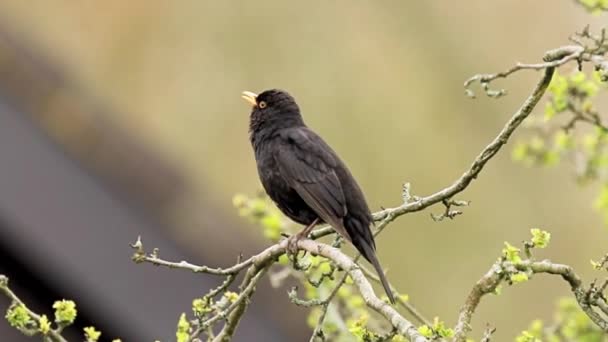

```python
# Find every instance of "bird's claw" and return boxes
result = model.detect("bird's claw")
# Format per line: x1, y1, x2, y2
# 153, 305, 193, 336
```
286, 234, 303, 256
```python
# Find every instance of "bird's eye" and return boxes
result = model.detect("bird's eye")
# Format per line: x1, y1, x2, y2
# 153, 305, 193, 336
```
258, 101, 267, 109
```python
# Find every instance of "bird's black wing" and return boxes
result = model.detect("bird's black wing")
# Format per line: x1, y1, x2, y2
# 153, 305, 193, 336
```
275, 128, 350, 240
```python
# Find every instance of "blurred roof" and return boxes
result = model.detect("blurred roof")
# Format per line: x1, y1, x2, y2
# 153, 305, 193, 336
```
0, 24, 287, 341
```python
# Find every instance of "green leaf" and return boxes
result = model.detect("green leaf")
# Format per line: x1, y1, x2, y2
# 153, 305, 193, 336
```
84, 326, 102, 342
5, 303, 31, 329
224, 291, 239, 303
510, 272, 529, 284
503, 242, 522, 264
176, 313, 190, 342
192, 298, 212, 316
53, 299, 77, 325
530, 228, 551, 248
347, 314, 370, 340
39, 315, 51, 334
417, 325, 433, 338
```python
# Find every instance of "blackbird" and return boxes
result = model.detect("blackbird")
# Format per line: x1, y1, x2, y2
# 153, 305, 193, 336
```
242, 89, 395, 303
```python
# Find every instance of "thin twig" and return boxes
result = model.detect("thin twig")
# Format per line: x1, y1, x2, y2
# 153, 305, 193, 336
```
463, 45, 583, 89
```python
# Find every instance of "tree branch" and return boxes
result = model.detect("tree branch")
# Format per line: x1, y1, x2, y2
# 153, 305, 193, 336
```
295, 239, 428, 342
131, 236, 256, 276
0, 275, 68, 342
453, 259, 608, 342
311, 55, 560, 241
122, 42, 607, 341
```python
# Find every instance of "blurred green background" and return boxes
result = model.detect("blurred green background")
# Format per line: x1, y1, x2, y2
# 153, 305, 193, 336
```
0, 1, 606, 340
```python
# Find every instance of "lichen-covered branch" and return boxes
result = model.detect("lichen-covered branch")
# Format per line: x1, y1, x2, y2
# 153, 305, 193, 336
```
295, 240, 427, 342
453, 252, 608, 342
464, 45, 584, 98
133, 238, 426, 341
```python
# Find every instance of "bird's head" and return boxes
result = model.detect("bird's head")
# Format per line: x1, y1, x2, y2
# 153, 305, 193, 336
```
242, 89, 304, 133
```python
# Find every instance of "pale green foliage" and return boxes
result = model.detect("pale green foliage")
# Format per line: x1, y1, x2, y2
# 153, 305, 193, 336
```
503, 242, 522, 264
224, 291, 239, 303
530, 228, 551, 248
513, 70, 608, 223
515, 330, 541, 342
416, 317, 454, 340
84, 326, 102, 341
504, 229, 552, 285
510, 272, 529, 284
516, 298, 606, 341
348, 313, 375, 340
590, 258, 605, 270
38, 314, 51, 334
53, 299, 77, 324
192, 297, 213, 317
557, 298, 605, 341
514, 70, 606, 164
418, 325, 433, 338
233, 192, 287, 241
577, 0, 608, 13
5, 303, 31, 329
176, 313, 190, 342
236, 190, 400, 341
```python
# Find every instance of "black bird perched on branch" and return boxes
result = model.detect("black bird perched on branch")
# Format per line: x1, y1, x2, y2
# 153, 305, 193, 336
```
242, 89, 395, 304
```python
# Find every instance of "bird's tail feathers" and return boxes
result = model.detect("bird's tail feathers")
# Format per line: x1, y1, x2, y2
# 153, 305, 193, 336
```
356, 237, 396, 304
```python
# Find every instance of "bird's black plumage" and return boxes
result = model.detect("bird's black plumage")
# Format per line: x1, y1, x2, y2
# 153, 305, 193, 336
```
243, 89, 395, 303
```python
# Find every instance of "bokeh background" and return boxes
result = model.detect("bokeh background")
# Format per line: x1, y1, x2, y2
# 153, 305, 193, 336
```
0, 1, 606, 341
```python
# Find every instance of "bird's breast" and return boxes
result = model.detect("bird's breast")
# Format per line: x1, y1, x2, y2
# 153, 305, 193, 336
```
253, 142, 319, 225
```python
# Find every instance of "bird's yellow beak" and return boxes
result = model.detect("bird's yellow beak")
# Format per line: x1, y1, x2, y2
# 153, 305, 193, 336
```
241, 91, 258, 106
